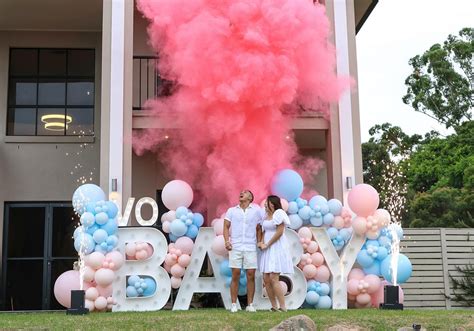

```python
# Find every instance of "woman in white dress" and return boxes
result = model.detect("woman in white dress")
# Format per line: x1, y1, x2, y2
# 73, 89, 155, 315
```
258, 195, 293, 312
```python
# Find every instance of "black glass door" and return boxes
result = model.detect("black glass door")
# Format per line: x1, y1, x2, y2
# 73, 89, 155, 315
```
2, 203, 78, 310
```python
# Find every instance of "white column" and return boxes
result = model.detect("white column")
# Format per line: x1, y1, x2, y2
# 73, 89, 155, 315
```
333, 0, 355, 205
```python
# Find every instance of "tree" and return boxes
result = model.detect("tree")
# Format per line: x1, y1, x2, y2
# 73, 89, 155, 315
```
449, 263, 474, 307
403, 28, 473, 129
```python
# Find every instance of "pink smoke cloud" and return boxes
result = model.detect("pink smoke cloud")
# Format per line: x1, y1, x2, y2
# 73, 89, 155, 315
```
135, 0, 348, 213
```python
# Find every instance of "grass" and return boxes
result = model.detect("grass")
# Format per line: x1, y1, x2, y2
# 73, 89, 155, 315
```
0, 309, 473, 330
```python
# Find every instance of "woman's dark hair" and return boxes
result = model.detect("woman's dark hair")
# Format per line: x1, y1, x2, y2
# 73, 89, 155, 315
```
267, 195, 282, 211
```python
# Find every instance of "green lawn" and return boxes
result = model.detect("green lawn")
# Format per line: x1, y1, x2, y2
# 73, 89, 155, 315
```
0, 309, 473, 330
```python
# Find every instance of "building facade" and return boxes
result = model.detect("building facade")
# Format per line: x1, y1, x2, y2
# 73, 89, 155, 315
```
0, 0, 375, 310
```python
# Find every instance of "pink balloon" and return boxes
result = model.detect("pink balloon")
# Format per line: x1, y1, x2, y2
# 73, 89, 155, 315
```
348, 268, 365, 281
356, 293, 371, 305
171, 276, 182, 289
303, 264, 317, 279
171, 264, 185, 278
145, 243, 154, 257
281, 199, 289, 212
298, 227, 312, 240
333, 216, 345, 229
347, 184, 379, 217
136, 250, 148, 260
85, 287, 99, 301
94, 296, 108, 310
164, 262, 172, 273
178, 254, 191, 268
352, 216, 367, 235
314, 265, 330, 282
175, 236, 194, 255
373, 209, 391, 226
83, 266, 95, 283
107, 296, 114, 304
53, 270, 80, 308
125, 243, 137, 257
162, 221, 171, 233
307, 241, 319, 254
82, 281, 94, 291
366, 230, 380, 240
96, 284, 113, 298
365, 274, 382, 294
347, 279, 360, 296
86, 252, 105, 270
94, 268, 115, 287
211, 235, 228, 257
106, 251, 125, 270
165, 253, 177, 266
311, 252, 324, 266
213, 219, 225, 236
162, 180, 194, 210
161, 210, 176, 223
279, 281, 288, 295
85, 299, 95, 312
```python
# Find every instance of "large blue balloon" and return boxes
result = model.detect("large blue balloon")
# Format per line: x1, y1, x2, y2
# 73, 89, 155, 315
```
327, 199, 343, 216
170, 219, 187, 237
92, 229, 108, 244
309, 195, 328, 209
142, 277, 157, 297
271, 169, 304, 201
305, 291, 320, 305
175, 206, 189, 219
72, 184, 106, 215
381, 254, 413, 284
316, 295, 332, 309
363, 260, 381, 276
74, 233, 95, 254
357, 250, 375, 268
101, 218, 118, 236
318, 283, 330, 296
185, 224, 199, 239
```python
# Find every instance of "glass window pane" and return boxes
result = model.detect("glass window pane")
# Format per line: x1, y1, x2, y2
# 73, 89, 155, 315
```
5, 260, 43, 310
8, 78, 37, 106
7, 206, 45, 257
68, 49, 95, 76
67, 80, 94, 106
39, 49, 67, 76
9, 49, 38, 76
7, 108, 36, 136
38, 79, 65, 105
66, 108, 94, 136
51, 207, 78, 257
37, 108, 66, 136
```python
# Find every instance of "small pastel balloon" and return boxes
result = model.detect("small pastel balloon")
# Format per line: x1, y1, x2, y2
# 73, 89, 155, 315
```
85, 287, 99, 301
347, 279, 360, 295
85, 299, 95, 311
136, 250, 148, 260
94, 268, 115, 287
352, 217, 367, 235
162, 221, 171, 233
356, 293, 371, 305
106, 251, 125, 270
170, 276, 182, 289
94, 296, 108, 310
85, 252, 105, 270
279, 281, 288, 295
171, 264, 185, 278
314, 265, 330, 282
178, 254, 191, 268
83, 266, 96, 283
365, 274, 382, 294
333, 216, 345, 229
348, 268, 365, 281
311, 252, 324, 266
303, 264, 317, 279
316, 295, 332, 309
161, 210, 177, 223
281, 199, 289, 212
367, 230, 380, 240
307, 241, 319, 254
297, 227, 313, 240
211, 235, 228, 257
125, 243, 137, 257
95, 212, 109, 226
305, 290, 320, 305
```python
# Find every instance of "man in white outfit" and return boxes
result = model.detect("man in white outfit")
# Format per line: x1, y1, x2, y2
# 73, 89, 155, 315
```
223, 190, 264, 313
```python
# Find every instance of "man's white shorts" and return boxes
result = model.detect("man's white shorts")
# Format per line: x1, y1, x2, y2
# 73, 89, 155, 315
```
229, 250, 257, 269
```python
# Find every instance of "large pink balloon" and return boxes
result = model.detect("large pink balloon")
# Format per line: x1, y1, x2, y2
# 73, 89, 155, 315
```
356, 293, 371, 305
314, 265, 330, 282
162, 180, 194, 210
53, 270, 81, 308
94, 268, 115, 287
106, 251, 124, 270
213, 219, 225, 236
347, 184, 379, 217
348, 268, 365, 281
371, 280, 404, 308
175, 236, 194, 255
211, 235, 228, 257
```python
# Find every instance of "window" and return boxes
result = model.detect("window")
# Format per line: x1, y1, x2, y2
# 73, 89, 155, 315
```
7, 49, 95, 136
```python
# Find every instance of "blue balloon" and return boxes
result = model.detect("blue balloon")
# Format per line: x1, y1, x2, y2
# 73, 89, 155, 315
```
307, 280, 318, 292
72, 184, 106, 215
101, 218, 118, 236
85, 202, 96, 214
287, 201, 299, 214
357, 250, 375, 268
95, 212, 109, 225
73, 226, 83, 240
80, 212, 95, 227
366, 240, 380, 248
305, 291, 320, 305
239, 275, 247, 288
137, 288, 144, 295
192, 213, 204, 227
170, 219, 187, 237
128, 275, 141, 286
86, 224, 99, 235
327, 227, 338, 239
323, 213, 335, 225
298, 206, 312, 221
238, 285, 247, 296
271, 169, 304, 201
74, 233, 95, 254
180, 215, 187, 222
308, 195, 328, 209
310, 216, 323, 227
106, 235, 118, 246
175, 206, 189, 219
288, 214, 303, 230
339, 228, 352, 241
376, 246, 388, 260
363, 260, 381, 276
105, 201, 118, 219
327, 199, 343, 216
319, 203, 330, 215
220, 260, 232, 277
316, 295, 332, 309
169, 233, 178, 242
126, 285, 139, 297
185, 224, 199, 239
296, 198, 306, 209
142, 277, 157, 297
319, 283, 330, 296
92, 229, 108, 244
381, 254, 412, 284
94, 244, 108, 254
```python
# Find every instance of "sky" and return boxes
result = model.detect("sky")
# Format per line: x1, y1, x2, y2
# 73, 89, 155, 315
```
356, 0, 473, 142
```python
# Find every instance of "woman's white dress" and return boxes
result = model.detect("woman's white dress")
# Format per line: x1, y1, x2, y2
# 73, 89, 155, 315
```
259, 209, 294, 274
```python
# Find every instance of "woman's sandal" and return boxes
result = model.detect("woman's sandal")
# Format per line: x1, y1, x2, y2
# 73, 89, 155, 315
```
270, 307, 280, 312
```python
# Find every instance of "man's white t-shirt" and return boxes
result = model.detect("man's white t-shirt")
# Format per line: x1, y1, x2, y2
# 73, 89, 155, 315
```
224, 203, 264, 252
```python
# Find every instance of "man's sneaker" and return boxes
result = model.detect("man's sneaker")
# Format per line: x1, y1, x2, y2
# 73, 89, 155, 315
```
246, 303, 256, 312
230, 303, 238, 313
